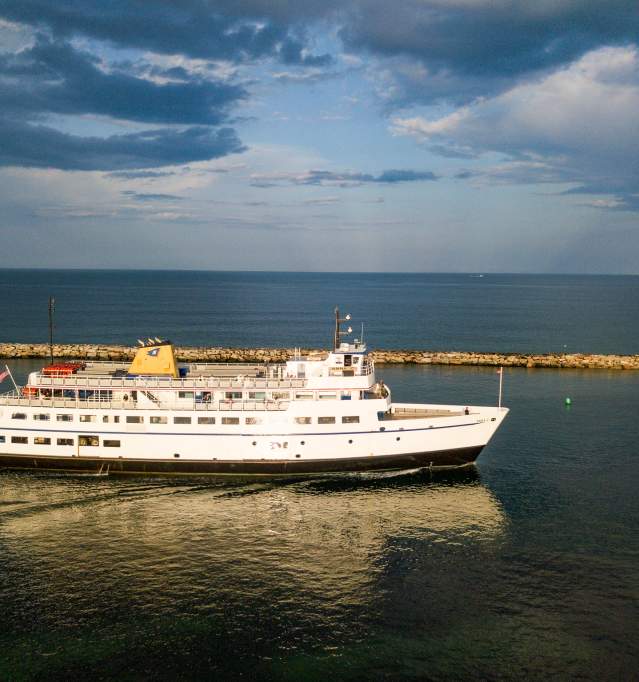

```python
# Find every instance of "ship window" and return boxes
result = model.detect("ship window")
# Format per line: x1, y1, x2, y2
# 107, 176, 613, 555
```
11, 413, 27, 420
318, 416, 335, 424
103, 440, 121, 448
221, 417, 239, 425
150, 416, 167, 424
295, 393, 313, 400
248, 392, 266, 400
103, 415, 109, 423
33, 413, 50, 421
245, 417, 262, 425
319, 393, 336, 400
0, 436, 4, 443
80, 415, 96, 423
178, 392, 194, 399
344, 355, 352, 367
113, 416, 120, 423
271, 392, 290, 401
295, 417, 312, 424
57, 438, 74, 446
174, 417, 191, 424
79, 435, 99, 447
11, 436, 28, 444
197, 417, 216, 424
126, 416, 143, 424
225, 392, 242, 400
342, 416, 360, 423
34, 437, 51, 445
57, 414, 73, 422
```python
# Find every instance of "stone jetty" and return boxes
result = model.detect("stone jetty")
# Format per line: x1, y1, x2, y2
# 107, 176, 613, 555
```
0, 343, 637, 370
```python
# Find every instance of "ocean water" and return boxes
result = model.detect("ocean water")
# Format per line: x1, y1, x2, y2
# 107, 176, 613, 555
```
0, 272, 638, 679
1, 270, 638, 354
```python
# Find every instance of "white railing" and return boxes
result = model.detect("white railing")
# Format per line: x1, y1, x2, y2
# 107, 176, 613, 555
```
0, 389, 290, 412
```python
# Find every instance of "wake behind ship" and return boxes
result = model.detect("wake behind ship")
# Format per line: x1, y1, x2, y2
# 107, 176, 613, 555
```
0, 310, 508, 475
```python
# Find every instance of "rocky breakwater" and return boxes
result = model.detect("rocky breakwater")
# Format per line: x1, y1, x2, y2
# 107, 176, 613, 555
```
0, 343, 638, 370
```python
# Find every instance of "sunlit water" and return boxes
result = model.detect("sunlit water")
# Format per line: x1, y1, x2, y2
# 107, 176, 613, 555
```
1, 362, 638, 679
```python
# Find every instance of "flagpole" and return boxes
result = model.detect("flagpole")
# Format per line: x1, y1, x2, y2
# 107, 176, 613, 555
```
498, 366, 503, 410
5, 364, 19, 394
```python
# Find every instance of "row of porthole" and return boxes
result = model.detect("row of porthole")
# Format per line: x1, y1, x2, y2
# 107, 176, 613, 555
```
247, 436, 403, 446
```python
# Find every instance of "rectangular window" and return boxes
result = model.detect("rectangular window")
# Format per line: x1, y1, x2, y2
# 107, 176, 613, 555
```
0, 435, 5, 443
174, 417, 191, 424
102, 415, 109, 423
33, 413, 50, 421
225, 392, 242, 400
248, 392, 266, 400
318, 416, 336, 424
113, 416, 120, 423
245, 417, 262, 425
34, 437, 51, 445
271, 392, 290, 401
342, 416, 360, 423
56, 414, 73, 422
78, 435, 99, 447
221, 417, 239, 425
80, 415, 96, 423
295, 417, 312, 424
178, 391, 194, 399
11, 436, 28, 444
103, 440, 121, 448
150, 416, 167, 424
295, 393, 313, 400
126, 416, 143, 424
11, 413, 27, 420
319, 393, 336, 400
57, 438, 74, 446
197, 417, 216, 425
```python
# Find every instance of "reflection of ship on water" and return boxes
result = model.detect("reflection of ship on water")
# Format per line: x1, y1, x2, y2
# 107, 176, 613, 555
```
0, 471, 507, 608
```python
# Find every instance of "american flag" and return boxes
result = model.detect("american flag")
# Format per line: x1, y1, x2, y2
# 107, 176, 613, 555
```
0, 368, 9, 383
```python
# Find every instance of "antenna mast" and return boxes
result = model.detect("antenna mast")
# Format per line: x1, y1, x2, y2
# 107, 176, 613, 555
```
333, 307, 352, 350
48, 296, 55, 364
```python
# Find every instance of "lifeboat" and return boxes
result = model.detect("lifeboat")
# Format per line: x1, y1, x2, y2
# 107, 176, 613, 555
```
42, 362, 86, 377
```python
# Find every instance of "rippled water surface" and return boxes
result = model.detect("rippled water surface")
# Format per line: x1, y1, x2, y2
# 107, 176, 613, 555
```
1, 364, 638, 680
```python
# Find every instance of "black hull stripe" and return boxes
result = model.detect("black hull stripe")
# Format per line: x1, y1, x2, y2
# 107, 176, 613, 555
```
0, 446, 483, 476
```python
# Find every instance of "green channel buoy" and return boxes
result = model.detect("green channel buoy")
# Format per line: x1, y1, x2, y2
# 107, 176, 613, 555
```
565, 397, 572, 406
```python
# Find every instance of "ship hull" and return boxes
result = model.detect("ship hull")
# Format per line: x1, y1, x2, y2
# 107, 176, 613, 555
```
0, 445, 483, 476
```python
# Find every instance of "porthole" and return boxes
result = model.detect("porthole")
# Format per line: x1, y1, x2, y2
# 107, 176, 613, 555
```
300, 440, 305, 445
396, 437, 401, 441
348, 439, 353, 444
379, 427, 385, 431
295, 454, 301, 458
252, 441, 257, 446
174, 453, 180, 458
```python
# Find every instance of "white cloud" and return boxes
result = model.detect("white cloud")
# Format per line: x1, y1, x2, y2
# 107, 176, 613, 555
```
392, 46, 639, 207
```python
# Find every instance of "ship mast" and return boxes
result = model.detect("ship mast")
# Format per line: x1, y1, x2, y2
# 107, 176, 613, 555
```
333, 307, 352, 350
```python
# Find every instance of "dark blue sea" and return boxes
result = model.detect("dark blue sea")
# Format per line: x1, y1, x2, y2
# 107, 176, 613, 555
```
0, 271, 638, 680
1, 270, 638, 353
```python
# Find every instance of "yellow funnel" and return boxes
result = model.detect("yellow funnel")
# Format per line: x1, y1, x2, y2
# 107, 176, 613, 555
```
128, 341, 178, 377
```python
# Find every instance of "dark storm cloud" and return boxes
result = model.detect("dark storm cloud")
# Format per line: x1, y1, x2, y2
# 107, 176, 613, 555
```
0, 38, 246, 125
340, 0, 639, 103
0, 120, 246, 170
0, 0, 331, 65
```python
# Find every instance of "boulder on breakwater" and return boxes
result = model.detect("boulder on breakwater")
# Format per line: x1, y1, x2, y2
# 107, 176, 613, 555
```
0, 343, 637, 370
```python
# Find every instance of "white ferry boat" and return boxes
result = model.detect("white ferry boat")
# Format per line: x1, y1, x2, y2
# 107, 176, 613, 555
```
0, 311, 508, 476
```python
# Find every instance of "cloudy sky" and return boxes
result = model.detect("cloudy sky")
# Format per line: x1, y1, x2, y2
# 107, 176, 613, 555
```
0, 1, 637, 272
